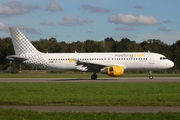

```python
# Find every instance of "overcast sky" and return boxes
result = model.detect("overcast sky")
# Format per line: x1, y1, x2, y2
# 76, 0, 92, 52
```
0, 0, 179, 44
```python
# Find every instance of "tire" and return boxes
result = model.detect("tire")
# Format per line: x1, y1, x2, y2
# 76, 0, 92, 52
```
91, 74, 97, 79
149, 75, 153, 79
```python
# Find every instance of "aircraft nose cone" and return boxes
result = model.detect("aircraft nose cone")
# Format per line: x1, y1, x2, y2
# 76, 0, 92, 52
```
167, 60, 174, 68
170, 61, 174, 68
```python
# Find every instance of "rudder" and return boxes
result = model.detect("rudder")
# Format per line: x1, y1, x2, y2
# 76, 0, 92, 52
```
9, 27, 39, 55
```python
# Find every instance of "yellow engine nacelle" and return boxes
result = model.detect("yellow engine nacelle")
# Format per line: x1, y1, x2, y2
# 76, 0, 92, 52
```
107, 66, 124, 77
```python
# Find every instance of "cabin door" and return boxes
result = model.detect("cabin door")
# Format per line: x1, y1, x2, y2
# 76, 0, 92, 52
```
149, 54, 154, 64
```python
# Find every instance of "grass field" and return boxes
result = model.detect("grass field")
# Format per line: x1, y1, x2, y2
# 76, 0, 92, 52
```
0, 83, 180, 106
0, 109, 180, 120
0, 73, 179, 119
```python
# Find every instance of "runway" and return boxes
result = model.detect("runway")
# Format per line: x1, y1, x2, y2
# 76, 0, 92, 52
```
0, 77, 180, 113
1, 106, 180, 113
0, 77, 179, 83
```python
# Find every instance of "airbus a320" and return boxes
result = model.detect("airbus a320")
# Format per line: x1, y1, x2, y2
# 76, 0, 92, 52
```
7, 27, 174, 79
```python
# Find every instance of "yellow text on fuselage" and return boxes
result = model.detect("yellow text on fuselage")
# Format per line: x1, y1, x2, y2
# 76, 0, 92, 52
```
134, 54, 145, 57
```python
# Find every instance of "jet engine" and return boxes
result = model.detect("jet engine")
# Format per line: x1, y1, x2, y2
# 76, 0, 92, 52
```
100, 66, 124, 77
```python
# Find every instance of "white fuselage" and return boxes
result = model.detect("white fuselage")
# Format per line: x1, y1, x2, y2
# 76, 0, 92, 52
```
25, 52, 174, 72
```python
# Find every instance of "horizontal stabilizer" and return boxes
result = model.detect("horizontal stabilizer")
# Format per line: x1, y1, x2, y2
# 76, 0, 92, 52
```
6, 55, 28, 63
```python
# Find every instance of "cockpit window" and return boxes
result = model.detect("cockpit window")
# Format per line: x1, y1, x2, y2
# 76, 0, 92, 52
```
160, 57, 166, 60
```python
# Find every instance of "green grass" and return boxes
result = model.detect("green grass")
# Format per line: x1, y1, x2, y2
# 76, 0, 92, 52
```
0, 109, 180, 120
0, 73, 179, 78
0, 83, 180, 106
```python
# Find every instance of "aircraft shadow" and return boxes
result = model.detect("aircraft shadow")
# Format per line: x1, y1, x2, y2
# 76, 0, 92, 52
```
48, 78, 118, 82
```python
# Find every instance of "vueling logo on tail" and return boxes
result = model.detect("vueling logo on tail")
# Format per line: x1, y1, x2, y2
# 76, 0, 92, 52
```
18, 36, 23, 40
8, 27, 51, 69
9, 27, 40, 55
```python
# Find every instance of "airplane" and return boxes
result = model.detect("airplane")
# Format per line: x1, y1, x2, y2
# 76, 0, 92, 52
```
6, 27, 174, 79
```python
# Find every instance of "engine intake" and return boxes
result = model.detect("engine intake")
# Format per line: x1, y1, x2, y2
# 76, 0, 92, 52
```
100, 66, 124, 77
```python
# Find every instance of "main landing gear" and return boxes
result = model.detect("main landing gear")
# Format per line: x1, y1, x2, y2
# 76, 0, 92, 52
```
149, 71, 153, 79
91, 73, 98, 79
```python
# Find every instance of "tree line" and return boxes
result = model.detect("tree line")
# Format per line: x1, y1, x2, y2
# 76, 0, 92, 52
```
0, 37, 179, 72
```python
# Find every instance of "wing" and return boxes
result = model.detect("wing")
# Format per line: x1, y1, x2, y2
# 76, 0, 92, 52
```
76, 60, 105, 72
75, 60, 127, 72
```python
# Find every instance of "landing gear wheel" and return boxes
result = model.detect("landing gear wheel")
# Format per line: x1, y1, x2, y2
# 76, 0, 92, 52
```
149, 71, 153, 79
149, 75, 153, 79
91, 74, 98, 80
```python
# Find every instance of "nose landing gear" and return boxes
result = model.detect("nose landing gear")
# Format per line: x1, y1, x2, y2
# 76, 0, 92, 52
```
149, 71, 153, 79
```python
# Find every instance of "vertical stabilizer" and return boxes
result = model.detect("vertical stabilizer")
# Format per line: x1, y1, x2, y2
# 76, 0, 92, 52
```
9, 27, 39, 55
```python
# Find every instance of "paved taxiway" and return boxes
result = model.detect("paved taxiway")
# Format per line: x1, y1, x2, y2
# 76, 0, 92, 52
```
1, 106, 180, 113
0, 77, 179, 83
0, 77, 180, 113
